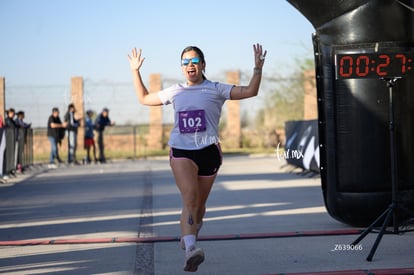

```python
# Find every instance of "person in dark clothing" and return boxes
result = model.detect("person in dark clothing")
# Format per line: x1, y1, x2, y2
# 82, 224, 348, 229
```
0, 115, 5, 181
14, 111, 31, 172
84, 110, 97, 164
64, 103, 81, 164
4, 109, 18, 176
47, 107, 67, 168
94, 108, 115, 163
15, 111, 31, 129
5, 109, 18, 129
5, 109, 15, 127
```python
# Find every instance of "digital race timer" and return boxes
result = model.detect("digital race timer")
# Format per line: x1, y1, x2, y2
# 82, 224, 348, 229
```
335, 50, 414, 79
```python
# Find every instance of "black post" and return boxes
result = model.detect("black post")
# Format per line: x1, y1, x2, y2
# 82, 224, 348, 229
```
351, 77, 414, 261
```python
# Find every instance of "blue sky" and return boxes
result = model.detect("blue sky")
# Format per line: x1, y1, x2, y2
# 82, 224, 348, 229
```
1, 0, 316, 127
0, 0, 315, 86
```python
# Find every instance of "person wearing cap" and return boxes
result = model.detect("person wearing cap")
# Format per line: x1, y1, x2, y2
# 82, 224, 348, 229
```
84, 110, 97, 164
94, 107, 115, 163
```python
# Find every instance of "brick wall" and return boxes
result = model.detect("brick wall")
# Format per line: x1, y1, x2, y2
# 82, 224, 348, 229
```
303, 70, 318, 120
221, 71, 241, 148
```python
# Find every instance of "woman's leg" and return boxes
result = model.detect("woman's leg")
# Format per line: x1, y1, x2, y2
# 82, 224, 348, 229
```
170, 157, 200, 238
171, 157, 206, 272
196, 175, 217, 226
195, 144, 222, 227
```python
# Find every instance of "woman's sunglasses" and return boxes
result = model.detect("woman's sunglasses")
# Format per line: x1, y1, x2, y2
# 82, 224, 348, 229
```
181, 57, 200, 66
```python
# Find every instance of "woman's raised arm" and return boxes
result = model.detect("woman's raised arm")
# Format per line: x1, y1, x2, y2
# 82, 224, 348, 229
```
128, 48, 163, 106
230, 43, 267, 100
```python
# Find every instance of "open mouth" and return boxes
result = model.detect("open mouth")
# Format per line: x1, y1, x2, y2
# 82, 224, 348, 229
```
187, 69, 196, 77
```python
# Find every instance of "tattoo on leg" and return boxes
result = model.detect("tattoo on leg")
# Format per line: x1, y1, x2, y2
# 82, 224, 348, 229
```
188, 214, 194, 225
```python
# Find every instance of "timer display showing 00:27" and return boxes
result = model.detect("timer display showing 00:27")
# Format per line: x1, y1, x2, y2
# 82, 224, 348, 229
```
335, 52, 414, 79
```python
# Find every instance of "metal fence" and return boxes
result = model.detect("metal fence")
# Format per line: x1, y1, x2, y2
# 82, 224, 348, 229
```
4, 74, 272, 129
1, 128, 34, 179
0, 124, 284, 177
3, 74, 302, 166
32, 125, 172, 163
30, 124, 284, 163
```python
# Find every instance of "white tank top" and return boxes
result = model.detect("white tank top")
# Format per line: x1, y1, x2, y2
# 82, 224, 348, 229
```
158, 80, 233, 150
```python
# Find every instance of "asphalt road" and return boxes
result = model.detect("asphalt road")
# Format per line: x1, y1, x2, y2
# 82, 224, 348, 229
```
0, 155, 412, 275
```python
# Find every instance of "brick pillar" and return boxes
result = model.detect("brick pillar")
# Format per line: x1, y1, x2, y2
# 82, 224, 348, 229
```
0, 77, 5, 121
70, 77, 85, 160
223, 71, 241, 149
147, 74, 163, 150
303, 70, 318, 120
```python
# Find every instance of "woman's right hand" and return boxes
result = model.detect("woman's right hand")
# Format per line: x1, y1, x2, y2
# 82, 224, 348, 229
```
127, 48, 145, 72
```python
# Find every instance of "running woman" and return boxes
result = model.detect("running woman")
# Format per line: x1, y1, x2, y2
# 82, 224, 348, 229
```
128, 44, 266, 272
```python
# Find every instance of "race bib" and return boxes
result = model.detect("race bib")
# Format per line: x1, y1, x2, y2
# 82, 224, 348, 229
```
178, 110, 206, 133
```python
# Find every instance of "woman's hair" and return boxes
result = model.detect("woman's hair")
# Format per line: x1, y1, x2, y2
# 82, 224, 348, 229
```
181, 46, 207, 80
67, 103, 75, 110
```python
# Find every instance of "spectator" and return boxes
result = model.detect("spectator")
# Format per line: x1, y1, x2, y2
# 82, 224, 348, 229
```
47, 107, 67, 168
64, 103, 81, 165
95, 107, 115, 163
84, 110, 97, 164
5, 108, 18, 129
15, 111, 31, 129
5, 108, 18, 176
14, 111, 31, 173
0, 115, 5, 182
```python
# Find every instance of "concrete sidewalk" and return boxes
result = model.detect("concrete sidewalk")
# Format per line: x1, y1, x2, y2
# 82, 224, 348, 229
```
0, 155, 412, 274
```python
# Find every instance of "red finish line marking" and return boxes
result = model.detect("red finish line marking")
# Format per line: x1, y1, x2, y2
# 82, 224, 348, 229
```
262, 268, 414, 275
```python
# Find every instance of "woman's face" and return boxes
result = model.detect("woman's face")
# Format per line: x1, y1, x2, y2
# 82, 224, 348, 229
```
181, 50, 205, 86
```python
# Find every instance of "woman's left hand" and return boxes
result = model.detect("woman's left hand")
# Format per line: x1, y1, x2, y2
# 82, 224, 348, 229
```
253, 43, 267, 68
